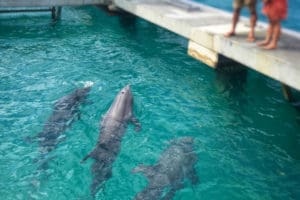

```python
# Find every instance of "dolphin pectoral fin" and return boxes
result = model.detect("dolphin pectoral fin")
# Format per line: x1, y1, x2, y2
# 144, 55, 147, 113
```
81, 147, 99, 163
81, 151, 94, 163
80, 154, 91, 163
131, 117, 141, 132
132, 164, 156, 179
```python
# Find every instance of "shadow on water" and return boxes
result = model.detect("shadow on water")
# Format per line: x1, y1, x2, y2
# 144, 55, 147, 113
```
94, 4, 138, 35
118, 13, 137, 31
291, 92, 300, 125
214, 64, 248, 102
294, 105, 300, 124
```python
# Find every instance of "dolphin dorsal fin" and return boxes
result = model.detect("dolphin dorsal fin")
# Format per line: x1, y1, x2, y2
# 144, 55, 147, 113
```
132, 164, 156, 179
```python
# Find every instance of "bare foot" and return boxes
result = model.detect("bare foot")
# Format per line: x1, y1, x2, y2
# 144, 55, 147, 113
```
247, 32, 255, 42
246, 36, 255, 42
257, 40, 269, 46
263, 43, 277, 50
224, 31, 235, 37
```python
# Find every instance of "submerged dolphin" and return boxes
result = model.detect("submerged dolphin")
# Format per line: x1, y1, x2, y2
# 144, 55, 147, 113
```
132, 137, 199, 200
36, 85, 91, 163
81, 85, 141, 196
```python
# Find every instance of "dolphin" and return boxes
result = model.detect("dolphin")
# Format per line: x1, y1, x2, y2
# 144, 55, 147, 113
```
132, 137, 199, 200
35, 85, 91, 166
81, 84, 141, 197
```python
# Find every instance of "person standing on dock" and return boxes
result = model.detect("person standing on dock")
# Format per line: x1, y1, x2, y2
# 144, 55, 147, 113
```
225, 0, 257, 42
257, 0, 288, 50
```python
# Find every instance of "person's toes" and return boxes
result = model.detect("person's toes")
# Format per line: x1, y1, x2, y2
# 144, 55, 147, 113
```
224, 31, 235, 37
263, 44, 277, 50
247, 37, 255, 42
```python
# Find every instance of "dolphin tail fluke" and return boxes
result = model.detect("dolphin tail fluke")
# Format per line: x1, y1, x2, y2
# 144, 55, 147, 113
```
90, 179, 105, 198
186, 166, 199, 185
90, 183, 98, 199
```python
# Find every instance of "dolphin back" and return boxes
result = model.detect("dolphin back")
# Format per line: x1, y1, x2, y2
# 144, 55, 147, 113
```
81, 85, 141, 197
34, 86, 91, 170
132, 137, 199, 200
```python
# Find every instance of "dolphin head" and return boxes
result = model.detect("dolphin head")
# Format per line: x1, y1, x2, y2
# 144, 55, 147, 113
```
74, 86, 91, 101
170, 137, 194, 145
54, 86, 91, 110
169, 137, 195, 153
108, 85, 133, 121
178, 137, 194, 144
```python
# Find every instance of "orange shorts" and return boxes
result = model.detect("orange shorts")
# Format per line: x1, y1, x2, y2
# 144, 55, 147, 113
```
263, 0, 288, 21
233, 0, 257, 13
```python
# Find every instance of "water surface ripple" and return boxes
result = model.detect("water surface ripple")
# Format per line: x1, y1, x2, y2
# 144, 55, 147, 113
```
0, 6, 300, 200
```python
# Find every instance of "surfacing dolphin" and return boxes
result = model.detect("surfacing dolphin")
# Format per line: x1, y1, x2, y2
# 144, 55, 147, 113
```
36, 85, 92, 167
132, 137, 199, 200
81, 84, 141, 197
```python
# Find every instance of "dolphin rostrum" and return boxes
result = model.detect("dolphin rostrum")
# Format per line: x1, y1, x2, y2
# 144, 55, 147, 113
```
36, 85, 92, 167
81, 84, 141, 197
132, 137, 199, 200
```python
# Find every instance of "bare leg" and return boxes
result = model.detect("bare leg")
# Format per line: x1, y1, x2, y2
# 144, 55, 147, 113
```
225, 8, 240, 37
257, 19, 273, 46
264, 20, 280, 50
247, 11, 257, 42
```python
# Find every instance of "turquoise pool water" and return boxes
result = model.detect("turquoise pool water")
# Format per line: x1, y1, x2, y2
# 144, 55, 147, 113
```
1, 6, 300, 200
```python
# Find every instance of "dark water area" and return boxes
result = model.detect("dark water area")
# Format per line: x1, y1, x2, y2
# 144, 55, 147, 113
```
0, 4, 300, 200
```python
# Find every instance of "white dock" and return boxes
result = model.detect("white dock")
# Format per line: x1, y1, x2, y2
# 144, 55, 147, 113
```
113, 0, 300, 93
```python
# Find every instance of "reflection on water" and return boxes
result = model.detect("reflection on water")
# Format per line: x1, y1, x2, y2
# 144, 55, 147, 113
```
215, 65, 248, 98
118, 14, 137, 30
